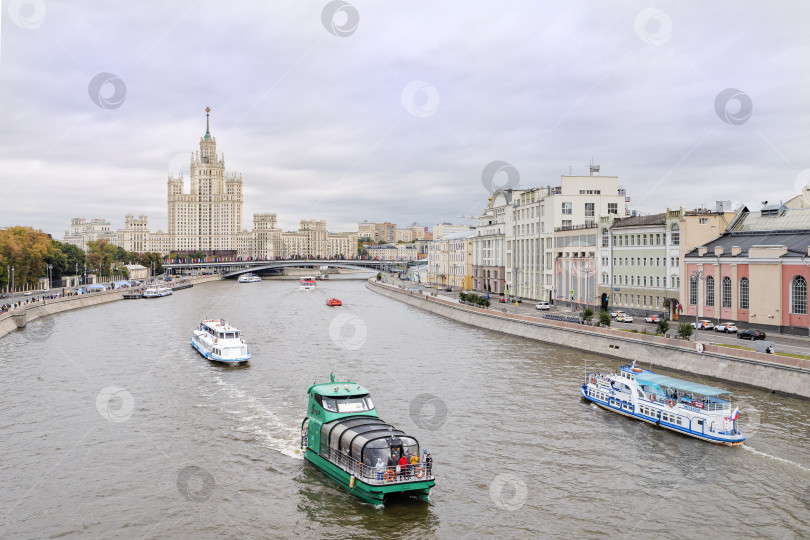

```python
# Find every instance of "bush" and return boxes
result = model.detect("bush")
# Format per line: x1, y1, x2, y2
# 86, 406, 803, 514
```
678, 323, 694, 340
657, 319, 670, 336
459, 292, 467, 302
581, 307, 594, 323
376, 273, 382, 281
599, 310, 611, 327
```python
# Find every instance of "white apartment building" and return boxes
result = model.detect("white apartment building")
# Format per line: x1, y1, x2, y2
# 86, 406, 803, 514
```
427, 230, 475, 290
472, 190, 514, 295
63, 218, 118, 251
432, 223, 472, 239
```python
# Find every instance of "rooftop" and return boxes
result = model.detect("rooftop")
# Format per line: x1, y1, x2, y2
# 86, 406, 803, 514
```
611, 212, 666, 228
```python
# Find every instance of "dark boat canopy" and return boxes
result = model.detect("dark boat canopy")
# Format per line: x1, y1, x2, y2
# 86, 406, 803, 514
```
320, 416, 420, 466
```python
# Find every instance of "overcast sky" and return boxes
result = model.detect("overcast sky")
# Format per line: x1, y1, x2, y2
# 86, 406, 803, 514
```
2, 1, 810, 237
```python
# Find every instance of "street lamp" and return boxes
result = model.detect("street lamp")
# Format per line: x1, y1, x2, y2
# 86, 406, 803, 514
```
46, 264, 53, 290
74, 263, 78, 288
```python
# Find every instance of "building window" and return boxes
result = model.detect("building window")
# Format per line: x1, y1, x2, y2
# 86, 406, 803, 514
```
700, 218, 708, 224
739, 277, 749, 310
791, 276, 807, 314
562, 202, 572, 215
705, 276, 715, 307
562, 220, 572, 228
656, 276, 660, 287
670, 223, 680, 245
689, 276, 697, 305
585, 203, 595, 217
722, 276, 731, 308
608, 203, 617, 215
602, 229, 609, 247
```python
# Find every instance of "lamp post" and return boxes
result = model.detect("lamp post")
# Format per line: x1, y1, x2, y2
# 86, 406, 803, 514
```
46, 264, 53, 291
74, 263, 78, 288
10, 265, 15, 305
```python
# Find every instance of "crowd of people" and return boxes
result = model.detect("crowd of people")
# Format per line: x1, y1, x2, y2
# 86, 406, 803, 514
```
373, 452, 433, 482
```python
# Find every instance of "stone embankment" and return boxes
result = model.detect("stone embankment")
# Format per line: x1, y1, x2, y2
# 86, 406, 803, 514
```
0, 274, 221, 340
367, 279, 810, 398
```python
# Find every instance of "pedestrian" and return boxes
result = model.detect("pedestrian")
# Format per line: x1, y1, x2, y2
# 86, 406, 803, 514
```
375, 458, 385, 481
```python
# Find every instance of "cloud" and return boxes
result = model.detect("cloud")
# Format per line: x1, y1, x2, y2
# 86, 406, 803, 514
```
1, 0, 810, 236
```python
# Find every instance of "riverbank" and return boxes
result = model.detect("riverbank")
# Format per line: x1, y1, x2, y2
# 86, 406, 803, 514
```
367, 279, 810, 398
0, 274, 221, 340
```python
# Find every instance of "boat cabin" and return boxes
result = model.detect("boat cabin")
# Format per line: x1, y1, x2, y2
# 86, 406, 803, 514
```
619, 365, 732, 412
200, 319, 242, 341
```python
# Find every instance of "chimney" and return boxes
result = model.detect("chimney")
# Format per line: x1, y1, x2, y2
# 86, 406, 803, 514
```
731, 246, 742, 256
714, 246, 724, 256
698, 247, 708, 256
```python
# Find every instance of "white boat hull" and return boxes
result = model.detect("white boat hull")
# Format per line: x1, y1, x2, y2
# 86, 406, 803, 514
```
191, 329, 250, 364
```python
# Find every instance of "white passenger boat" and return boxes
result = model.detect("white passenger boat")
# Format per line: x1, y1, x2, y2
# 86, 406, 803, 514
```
238, 273, 262, 283
143, 286, 173, 298
299, 277, 317, 290
581, 363, 744, 445
191, 319, 251, 364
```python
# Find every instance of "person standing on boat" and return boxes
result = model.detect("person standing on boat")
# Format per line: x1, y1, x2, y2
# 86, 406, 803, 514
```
375, 458, 385, 481
425, 453, 433, 476
398, 454, 408, 480
409, 453, 418, 478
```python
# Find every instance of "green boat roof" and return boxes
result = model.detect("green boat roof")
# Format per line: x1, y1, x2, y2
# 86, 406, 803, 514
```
635, 372, 731, 397
308, 381, 370, 397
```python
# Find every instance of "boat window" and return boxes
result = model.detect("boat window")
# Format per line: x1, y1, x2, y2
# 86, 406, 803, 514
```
361, 439, 392, 467
318, 395, 375, 413
636, 389, 645, 398
400, 436, 420, 462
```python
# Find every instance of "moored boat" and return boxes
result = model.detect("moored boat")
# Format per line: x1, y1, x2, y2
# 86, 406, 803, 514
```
238, 273, 262, 283
143, 286, 173, 298
299, 277, 317, 290
191, 319, 251, 364
326, 298, 342, 307
581, 363, 745, 445
301, 374, 435, 505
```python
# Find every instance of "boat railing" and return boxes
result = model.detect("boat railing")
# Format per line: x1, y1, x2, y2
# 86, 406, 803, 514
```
326, 448, 434, 485
648, 393, 731, 412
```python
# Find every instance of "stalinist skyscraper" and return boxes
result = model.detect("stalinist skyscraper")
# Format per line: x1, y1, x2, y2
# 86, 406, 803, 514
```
167, 107, 244, 253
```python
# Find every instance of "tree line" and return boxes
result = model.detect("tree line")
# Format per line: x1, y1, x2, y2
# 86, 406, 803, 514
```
0, 227, 164, 290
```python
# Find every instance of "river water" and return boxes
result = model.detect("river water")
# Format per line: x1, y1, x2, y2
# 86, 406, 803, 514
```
1, 277, 809, 538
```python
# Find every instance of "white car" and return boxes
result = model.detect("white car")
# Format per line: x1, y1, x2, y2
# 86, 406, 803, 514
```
616, 314, 634, 323
714, 322, 738, 333
610, 310, 623, 318
644, 315, 661, 323
535, 301, 550, 310
691, 320, 715, 330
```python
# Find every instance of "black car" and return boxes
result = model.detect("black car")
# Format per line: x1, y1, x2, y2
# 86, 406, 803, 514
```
737, 329, 766, 340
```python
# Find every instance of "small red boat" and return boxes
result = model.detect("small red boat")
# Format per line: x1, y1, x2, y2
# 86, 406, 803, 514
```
326, 298, 342, 307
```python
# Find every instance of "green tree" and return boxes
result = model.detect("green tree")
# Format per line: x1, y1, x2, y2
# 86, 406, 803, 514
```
678, 323, 694, 340
581, 307, 594, 323
599, 310, 611, 327
87, 239, 119, 278
657, 319, 670, 336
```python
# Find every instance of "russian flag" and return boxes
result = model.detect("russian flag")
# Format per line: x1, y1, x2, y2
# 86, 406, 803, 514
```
730, 407, 739, 421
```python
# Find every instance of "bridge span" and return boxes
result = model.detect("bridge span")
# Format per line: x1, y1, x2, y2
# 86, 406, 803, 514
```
163, 259, 406, 279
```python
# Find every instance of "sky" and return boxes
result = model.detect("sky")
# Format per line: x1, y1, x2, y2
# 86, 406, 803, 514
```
2, 0, 810, 237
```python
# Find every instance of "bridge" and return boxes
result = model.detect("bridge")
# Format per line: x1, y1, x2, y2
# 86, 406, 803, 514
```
163, 259, 407, 279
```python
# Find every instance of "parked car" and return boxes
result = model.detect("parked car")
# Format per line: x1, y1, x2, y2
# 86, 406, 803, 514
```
616, 314, 634, 323
609, 310, 623, 318
536, 301, 550, 310
738, 329, 766, 340
714, 322, 738, 333
691, 320, 715, 330
644, 315, 661, 323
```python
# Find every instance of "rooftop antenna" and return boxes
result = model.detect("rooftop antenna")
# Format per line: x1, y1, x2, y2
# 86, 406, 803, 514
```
568, 165, 573, 175
589, 157, 600, 176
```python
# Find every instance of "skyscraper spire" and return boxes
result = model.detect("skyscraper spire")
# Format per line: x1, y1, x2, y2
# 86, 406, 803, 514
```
204, 106, 211, 140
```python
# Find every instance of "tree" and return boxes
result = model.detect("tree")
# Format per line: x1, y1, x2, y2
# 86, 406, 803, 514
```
581, 307, 594, 323
657, 319, 670, 336
376, 272, 382, 281
678, 323, 694, 340
599, 310, 611, 327
87, 239, 118, 278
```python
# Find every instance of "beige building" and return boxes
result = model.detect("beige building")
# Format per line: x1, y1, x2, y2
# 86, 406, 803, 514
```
63, 218, 118, 251
358, 221, 376, 241
125, 264, 149, 280
428, 231, 475, 290
553, 225, 598, 309
433, 223, 472, 239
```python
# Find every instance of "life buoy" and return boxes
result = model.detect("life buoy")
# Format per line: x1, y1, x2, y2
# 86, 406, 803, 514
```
632, 367, 642, 373
649, 393, 655, 402
667, 399, 675, 408
414, 467, 425, 479
590, 376, 596, 385
384, 470, 395, 483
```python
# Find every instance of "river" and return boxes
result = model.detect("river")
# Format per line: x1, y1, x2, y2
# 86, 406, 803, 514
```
1, 276, 809, 538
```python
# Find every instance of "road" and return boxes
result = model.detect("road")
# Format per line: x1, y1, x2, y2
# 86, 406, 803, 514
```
411, 283, 810, 357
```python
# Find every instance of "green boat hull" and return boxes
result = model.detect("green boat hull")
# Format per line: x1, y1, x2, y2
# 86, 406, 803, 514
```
304, 448, 434, 505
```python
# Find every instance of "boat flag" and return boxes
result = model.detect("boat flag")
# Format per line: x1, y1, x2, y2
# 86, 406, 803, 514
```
730, 407, 739, 421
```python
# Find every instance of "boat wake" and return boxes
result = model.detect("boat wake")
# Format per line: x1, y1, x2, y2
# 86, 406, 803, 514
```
210, 375, 304, 460
742, 445, 810, 472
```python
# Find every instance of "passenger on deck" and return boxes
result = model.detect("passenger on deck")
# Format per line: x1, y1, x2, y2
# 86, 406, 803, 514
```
425, 453, 433, 476
398, 455, 407, 480
375, 458, 385, 481
409, 453, 418, 476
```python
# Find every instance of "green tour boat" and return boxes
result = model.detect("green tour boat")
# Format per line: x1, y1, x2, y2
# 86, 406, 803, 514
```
301, 375, 435, 505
